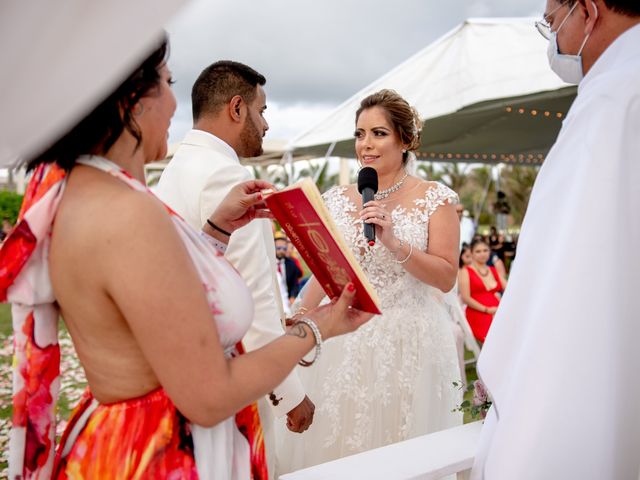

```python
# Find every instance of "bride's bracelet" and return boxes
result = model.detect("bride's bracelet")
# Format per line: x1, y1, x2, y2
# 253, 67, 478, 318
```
394, 242, 413, 264
295, 317, 323, 367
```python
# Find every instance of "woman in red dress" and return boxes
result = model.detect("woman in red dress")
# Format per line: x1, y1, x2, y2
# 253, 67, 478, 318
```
458, 239, 508, 343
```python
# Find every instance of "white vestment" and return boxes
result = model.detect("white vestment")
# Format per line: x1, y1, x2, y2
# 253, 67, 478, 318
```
156, 129, 306, 477
471, 24, 640, 480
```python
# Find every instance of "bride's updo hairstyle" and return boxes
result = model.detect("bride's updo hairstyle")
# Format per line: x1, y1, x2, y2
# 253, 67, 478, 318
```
355, 89, 423, 164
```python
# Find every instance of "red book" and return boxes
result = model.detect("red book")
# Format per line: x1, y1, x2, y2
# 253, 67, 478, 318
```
265, 178, 381, 314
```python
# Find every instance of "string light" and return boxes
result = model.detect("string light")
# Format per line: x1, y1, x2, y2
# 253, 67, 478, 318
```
505, 105, 566, 118
411, 152, 546, 165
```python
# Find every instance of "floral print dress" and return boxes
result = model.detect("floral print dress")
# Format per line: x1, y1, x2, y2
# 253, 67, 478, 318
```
0, 156, 267, 479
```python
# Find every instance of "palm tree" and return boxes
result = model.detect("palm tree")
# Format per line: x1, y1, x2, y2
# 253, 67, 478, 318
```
463, 166, 495, 226
436, 162, 471, 193
499, 165, 539, 225
415, 161, 438, 181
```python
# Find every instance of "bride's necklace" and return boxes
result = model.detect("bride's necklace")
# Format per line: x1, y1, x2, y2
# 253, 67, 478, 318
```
375, 171, 408, 200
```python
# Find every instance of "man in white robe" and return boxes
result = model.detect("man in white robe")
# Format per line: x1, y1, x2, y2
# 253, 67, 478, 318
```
156, 61, 314, 477
471, 1, 640, 478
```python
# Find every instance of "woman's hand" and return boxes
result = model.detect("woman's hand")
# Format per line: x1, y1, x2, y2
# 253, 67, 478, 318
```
360, 200, 398, 251
208, 180, 274, 235
305, 284, 374, 340
487, 306, 498, 315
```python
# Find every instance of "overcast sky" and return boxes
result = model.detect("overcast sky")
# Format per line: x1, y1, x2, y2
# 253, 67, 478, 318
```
166, 0, 544, 144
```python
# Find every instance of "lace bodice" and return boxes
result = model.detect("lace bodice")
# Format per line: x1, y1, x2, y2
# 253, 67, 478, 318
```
323, 181, 458, 309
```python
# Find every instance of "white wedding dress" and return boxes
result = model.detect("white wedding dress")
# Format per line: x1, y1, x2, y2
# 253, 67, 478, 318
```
276, 180, 463, 474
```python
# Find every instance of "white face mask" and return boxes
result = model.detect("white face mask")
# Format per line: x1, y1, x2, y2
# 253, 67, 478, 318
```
546, 2, 594, 84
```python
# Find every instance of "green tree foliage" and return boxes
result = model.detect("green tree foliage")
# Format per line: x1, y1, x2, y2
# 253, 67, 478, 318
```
434, 162, 471, 193
415, 162, 538, 229
258, 159, 340, 194
499, 165, 539, 225
0, 190, 23, 224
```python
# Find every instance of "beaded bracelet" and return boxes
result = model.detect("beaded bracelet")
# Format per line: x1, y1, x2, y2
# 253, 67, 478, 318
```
294, 317, 323, 367
395, 242, 413, 264
199, 231, 228, 254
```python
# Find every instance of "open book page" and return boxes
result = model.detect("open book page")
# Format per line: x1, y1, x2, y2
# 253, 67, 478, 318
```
265, 178, 381, 314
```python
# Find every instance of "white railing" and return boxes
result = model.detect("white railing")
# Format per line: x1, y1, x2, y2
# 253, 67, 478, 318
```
279, 421, 482, 480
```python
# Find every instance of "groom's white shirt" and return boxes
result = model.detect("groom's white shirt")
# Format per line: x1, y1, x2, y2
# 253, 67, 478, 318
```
156, 129, 306, 471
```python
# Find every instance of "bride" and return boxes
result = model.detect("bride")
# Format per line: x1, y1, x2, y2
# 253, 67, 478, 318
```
276, 89, 462, 473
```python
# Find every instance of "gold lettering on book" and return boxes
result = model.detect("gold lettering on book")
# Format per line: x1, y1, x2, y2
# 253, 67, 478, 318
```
294, 213, 351, 289
284, 202, 298, 220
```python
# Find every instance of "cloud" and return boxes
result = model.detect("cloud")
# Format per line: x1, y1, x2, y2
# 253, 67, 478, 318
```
166, 0, 544, 142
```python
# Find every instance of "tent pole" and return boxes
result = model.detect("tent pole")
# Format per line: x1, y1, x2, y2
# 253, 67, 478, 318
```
285, 151, 293, 186
474, 167, 493, 227
339, 158, 350, 186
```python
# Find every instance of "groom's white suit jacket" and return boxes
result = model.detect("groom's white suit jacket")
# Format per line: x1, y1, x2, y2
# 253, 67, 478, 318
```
156, 129, 305, 468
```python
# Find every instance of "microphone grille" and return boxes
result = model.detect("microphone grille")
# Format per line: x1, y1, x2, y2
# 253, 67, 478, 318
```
357, 167, 378, 193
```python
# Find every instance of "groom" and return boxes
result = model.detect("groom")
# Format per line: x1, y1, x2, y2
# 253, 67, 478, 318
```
156, 61, 314, 476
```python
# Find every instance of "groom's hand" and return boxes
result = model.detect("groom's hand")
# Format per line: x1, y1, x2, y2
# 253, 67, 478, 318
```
286, 395, 315, 433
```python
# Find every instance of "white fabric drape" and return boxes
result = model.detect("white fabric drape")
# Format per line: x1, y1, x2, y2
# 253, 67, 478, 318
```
471, 24, 640, 480
0, 0, 189, 167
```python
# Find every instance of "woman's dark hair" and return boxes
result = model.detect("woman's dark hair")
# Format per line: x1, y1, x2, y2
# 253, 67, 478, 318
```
27, 36, 169, 171
470, 238, 489, 251
459, 244, 471, 268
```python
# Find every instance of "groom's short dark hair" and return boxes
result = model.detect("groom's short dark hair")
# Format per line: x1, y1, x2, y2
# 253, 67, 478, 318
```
191, 60, 266, 122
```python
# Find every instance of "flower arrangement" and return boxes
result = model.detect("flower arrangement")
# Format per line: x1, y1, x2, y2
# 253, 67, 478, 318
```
452, 379, 492, 420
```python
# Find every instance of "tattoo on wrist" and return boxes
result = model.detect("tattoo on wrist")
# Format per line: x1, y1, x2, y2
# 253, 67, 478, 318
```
287, 323, 308, 339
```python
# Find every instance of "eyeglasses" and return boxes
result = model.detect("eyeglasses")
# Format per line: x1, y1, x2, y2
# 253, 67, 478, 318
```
275, 246, 288, 251
534, 2, 572, 40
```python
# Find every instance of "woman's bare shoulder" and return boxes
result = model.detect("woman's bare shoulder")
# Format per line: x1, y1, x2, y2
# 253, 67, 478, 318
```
57, 167, 178, 255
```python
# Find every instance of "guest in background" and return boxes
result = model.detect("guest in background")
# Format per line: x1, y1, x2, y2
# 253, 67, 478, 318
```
459, 243, 472, 269
457, 204, 475, 248
501, 234, 516, 272
488, 226, 499, 250
275, 236, 302, 310
458, 239, 507, 343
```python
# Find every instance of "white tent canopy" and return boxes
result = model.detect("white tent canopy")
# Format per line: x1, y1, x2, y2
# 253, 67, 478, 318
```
0, 0, 187, 168
289, 18, 576, 166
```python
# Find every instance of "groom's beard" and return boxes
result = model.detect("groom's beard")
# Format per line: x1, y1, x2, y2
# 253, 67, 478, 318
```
240, 115, 263, 157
